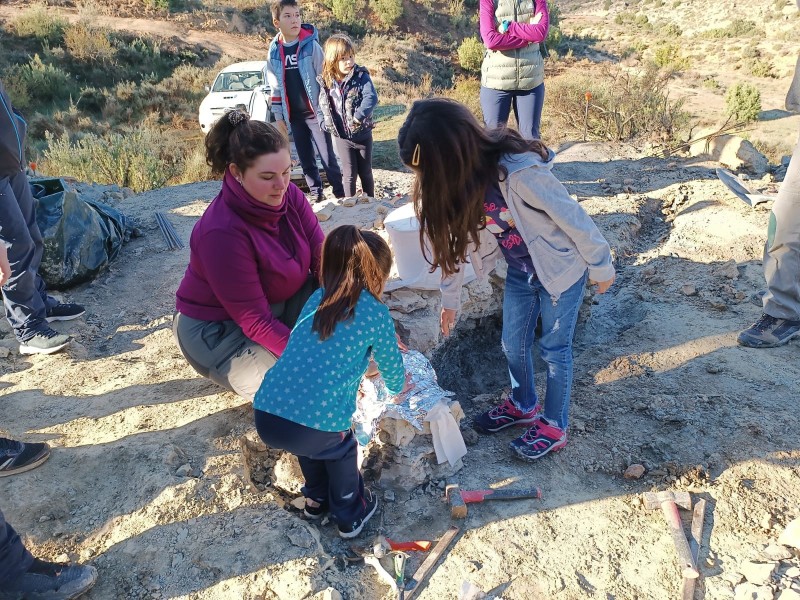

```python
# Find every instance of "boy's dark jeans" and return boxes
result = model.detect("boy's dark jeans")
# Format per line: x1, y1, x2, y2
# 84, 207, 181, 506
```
254, 410, 366, 524
0, 509, 34, 585
290, 116, 345, 199
0, 171, 59, 342
333, 132, 374, 198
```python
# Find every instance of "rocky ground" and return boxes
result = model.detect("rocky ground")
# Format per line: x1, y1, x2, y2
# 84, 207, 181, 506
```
2, 140, 800, 600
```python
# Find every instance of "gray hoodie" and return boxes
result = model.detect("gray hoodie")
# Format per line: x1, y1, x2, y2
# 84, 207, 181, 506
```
0, 79, 27, 178
441, 151, 615, 309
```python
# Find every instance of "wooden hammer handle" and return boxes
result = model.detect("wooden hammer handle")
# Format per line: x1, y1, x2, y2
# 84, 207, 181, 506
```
661, 501, 699, 579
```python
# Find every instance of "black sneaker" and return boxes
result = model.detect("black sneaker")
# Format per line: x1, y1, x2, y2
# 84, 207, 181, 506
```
0, 438, 51, 477
46, 303, 85, 322
737, 313, 800, 348
303, 498, 328, 520
337, 488, 378, 539
19, 329, 71, 355
0, 558, 98, 599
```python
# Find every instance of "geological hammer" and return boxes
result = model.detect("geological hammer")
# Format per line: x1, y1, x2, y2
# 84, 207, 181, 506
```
643, 491, 699, 579
446, 481, 542, 519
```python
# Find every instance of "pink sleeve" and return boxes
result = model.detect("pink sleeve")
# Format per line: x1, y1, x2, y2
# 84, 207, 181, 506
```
480, 0, 529, 51
505, 0, 550, 44
287, 184, 324, 279
196, 229, 290, 356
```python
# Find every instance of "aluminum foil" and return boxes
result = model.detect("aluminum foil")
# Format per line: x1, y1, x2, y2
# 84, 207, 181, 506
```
353, 350, 454, 442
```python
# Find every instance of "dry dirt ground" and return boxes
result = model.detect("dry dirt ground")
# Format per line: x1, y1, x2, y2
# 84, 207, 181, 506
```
2, 141, 799, 600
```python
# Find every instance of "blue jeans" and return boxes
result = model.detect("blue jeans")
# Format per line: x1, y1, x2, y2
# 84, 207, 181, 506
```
0, 508, 33, 585
501, 266, 587, 430
480, 83, 546, 140
254, 410, 366, 525
290, 115, 345, 199
0, 171, 58, 342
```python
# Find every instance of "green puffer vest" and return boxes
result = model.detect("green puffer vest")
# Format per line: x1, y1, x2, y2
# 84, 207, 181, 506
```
481, 0, 545, 91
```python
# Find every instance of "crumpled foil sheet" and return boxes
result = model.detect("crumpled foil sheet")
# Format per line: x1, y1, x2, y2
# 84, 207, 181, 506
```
353, 350, 454, 442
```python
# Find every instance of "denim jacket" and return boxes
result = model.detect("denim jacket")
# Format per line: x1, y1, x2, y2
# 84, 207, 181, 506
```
0, 79, 27, 177
316, 65, 378, 139
264, 24, 324, 129
440, 151, 615, 309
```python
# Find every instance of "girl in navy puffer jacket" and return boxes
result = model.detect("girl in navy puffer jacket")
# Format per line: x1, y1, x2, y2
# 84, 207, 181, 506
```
317, 35, 378, 198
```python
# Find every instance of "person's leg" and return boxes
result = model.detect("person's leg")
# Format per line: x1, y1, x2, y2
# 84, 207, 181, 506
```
479, 87, 513, 130
0, 173, 49, 341
355, 133, 375, 198
172, 314, 277, 401
512, 83, 545, 140
290, 118, 323, 199
0, 509, 34, 586
333, 136, 357, 197
473, 266, 541, 432
739, 130, 800, 347
253, 411, 370, 531
306, 117, 345, 198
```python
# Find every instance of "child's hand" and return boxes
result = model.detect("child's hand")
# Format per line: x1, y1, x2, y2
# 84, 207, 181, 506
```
531, 12, 543, 24
0, 245, 10, 287
393, 372, 415, 403
590, 274, 615, 294
396, 333, 408, 352
440, 308, 457, 337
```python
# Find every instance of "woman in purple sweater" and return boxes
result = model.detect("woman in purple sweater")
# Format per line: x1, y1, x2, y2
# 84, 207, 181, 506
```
173, 109, 324, 400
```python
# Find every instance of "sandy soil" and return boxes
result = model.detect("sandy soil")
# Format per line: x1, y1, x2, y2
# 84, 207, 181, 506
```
2, 141, 799, 600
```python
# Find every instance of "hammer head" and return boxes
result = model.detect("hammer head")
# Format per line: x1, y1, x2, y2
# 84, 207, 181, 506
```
446, 481, 467, 519
643, 490, 692, 510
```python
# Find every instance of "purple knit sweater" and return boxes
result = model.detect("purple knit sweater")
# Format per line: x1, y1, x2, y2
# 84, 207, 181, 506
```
176, 169, 324, 356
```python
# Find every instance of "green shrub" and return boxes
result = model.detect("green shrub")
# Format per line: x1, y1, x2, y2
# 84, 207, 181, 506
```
5, 55, 74, 109
443, 77, 483, 121
701, 19, 761, 39
330, 0, 365, 24
653, 44, 690, 70
662, 22, 682, 37
43, 126, 180, 192
546, 2, 563, 50
701, 76, 721, 90
65, 22, 115, 62
603, 0, 612, 9
457, 37, 484, 72
374, 0, 404, 27
634, 14, 650, 27
12, 3, 67, 43
748, 58, 776, 78
724, 83, 761, 122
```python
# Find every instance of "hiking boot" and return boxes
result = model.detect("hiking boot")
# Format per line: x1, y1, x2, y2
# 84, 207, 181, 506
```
46, 303, 85, 323
19, 329, 71, 355
737, 313, 800, 348
509, 417, 568, 462
0, 558, 97, 600
337, 488, 378, 539
303, 498, 328, 520
0, 438, 50, 477
473, 393, 540, 433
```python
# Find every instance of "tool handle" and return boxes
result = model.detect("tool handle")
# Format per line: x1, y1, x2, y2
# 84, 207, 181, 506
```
387, 539, 432, 552
681, 498, 707, 600
460, 488, 542, 503
661, 502, 699, 579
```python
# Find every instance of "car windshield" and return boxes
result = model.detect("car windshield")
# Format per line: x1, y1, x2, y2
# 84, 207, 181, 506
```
211, 71, 264, 92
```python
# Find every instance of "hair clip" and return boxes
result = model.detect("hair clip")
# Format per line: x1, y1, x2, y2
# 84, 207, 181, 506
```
227, 109, 247, 127
411, 143, 421, 166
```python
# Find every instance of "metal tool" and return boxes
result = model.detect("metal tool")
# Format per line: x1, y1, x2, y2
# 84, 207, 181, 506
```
446, 480, 542, 519
405, 526, 459, 600
393, 551, 409, 600
643, 491, 699, 579
717, 168, 775, 208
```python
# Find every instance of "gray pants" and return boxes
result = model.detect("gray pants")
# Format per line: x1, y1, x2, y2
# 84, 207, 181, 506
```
173, 275, 317, 401
763, 130, 800, 321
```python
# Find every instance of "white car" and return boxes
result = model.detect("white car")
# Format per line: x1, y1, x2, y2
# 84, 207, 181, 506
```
198, 61, 267, 134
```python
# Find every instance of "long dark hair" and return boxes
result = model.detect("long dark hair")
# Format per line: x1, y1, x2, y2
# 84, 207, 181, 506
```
397, 97, 549, 278
205, 108, 288, 176
312, 226, 393, 340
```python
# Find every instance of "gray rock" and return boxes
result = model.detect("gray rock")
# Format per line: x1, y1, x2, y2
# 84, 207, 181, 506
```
779, 518, 800, 550
740, 560, 778, 585
734, 582, 775, 600
760, 543, 792, 561
175, 464, 192, 477
287, 524, 314, 549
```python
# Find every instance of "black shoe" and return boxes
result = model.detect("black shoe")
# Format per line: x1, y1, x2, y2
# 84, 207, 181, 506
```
0, 558, 97, 599
0, 438, 51, 477
46, 303, 85, 323
337, 488, 378, 539
19, 329, 71, 355
303, 498, 328, 520
737, 313, 800, 348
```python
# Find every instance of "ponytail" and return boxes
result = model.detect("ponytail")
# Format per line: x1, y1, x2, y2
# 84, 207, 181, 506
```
313, 225, 393, 340
205, 108, 288, 176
